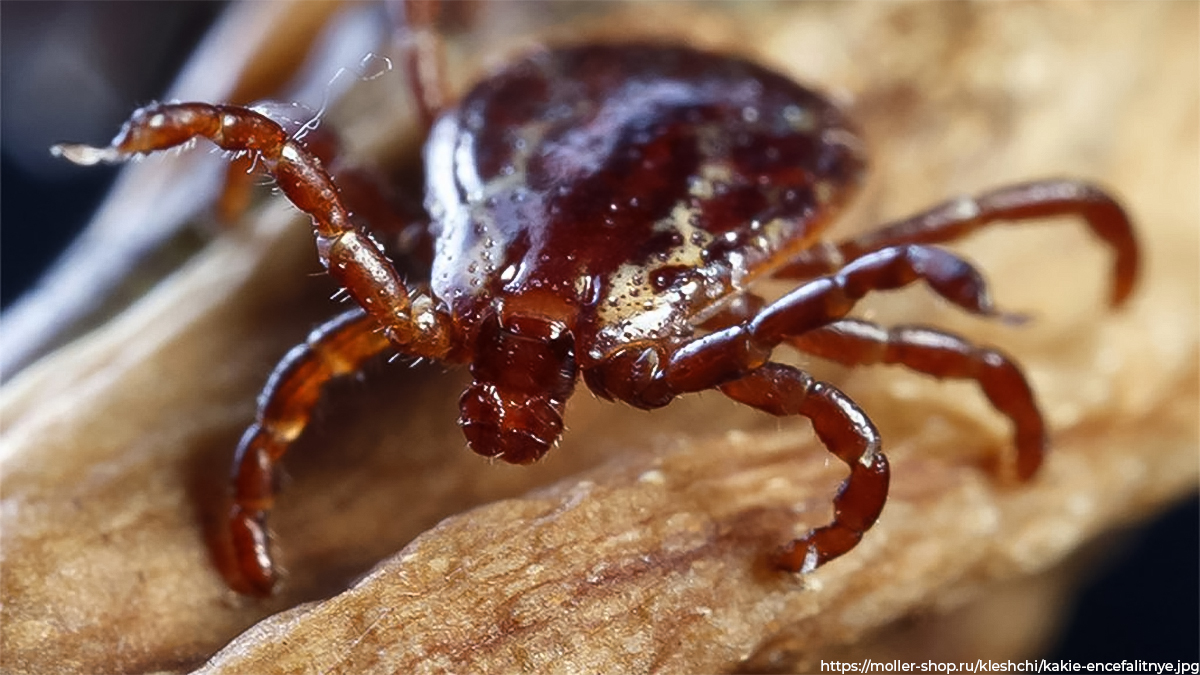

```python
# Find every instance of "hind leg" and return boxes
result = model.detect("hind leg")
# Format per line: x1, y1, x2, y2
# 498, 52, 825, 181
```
788, 319, 1045, 479
719, 363, 889, 573
778, 180, 1139, 307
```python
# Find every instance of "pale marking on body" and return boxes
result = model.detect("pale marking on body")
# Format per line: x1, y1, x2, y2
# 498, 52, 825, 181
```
594, 200, 715, 353
435, 115, 553, 300
573, 273, 596, 302
453, 133, 484, 202
687, 161, 735, 201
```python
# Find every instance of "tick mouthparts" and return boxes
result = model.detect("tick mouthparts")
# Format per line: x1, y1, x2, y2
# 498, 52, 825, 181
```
50, 143, 122, 166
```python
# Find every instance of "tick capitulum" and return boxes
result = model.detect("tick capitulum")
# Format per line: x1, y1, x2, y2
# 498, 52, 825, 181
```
55, 37, 1139, 596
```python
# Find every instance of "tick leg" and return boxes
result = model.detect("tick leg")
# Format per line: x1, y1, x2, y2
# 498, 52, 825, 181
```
233, 123, 431, 261
53, 103, 419, 339
230, 309, 392, 594
387, 0, 448, 131
695, 292, 1043, 479
720, 363, 889, 573
216, 153, 259, 223
790, 319, 1045, 479
778, 180, 1139, 307
654, 245, 999, 400
230, 291, 454, 595
216, 123, 342, 223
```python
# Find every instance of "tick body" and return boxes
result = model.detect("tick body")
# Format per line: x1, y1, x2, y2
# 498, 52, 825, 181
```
429, 45, 865, 462
55, 41, 1139, 596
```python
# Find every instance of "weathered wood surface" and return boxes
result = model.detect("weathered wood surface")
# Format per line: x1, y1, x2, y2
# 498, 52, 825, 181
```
2, 2, 1195, 673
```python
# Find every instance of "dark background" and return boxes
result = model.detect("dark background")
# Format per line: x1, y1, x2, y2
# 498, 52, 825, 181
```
2, 1, 1196, 663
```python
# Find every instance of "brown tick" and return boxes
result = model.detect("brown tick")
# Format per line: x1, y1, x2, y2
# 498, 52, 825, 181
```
54, 30, 1139, 596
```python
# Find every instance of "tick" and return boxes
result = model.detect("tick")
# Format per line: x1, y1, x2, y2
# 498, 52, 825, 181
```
54, 35, 1139, 596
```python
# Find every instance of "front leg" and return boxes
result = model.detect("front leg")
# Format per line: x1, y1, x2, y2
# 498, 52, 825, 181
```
230, 309, 391, 595
218, 123, 430, 259
720, 364, 889, 573
231, 299, 453, 595
53, 103, 417, 340
588, 353, 889, 573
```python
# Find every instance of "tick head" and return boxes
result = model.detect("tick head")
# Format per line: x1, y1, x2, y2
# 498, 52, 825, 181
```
459, 383, 564, 464
459, 311, 577, 464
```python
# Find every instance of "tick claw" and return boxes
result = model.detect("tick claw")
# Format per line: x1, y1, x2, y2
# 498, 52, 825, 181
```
229, 507, 277, 597
50, 143, 120, 166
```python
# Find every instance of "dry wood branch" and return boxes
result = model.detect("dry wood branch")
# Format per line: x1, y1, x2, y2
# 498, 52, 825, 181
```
2, 2, 1196, 674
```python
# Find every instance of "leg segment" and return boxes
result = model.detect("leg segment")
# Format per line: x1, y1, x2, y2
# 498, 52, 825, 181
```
720, 363, 889, 573
52, 103, 416, 341
790, 319, 1045, 479
778, 180, 1140, 307
387, 0, 448, 131
586, 249, 1003, 572
214, 118, 431, 271
693, 291, 1045, 480
214, 107, 345, 224
654, 245, 999, 401
229, 309, 393, 595
230, 122, 433, 260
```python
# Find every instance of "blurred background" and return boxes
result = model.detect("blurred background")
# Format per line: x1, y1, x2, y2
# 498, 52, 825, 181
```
1, 0, 1196, 665
1, 1, 226, 309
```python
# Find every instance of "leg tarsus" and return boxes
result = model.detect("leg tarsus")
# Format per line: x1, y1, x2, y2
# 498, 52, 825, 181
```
54, 102, 416, 336
719, 364, 890, 573
781, 452, 890, 573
